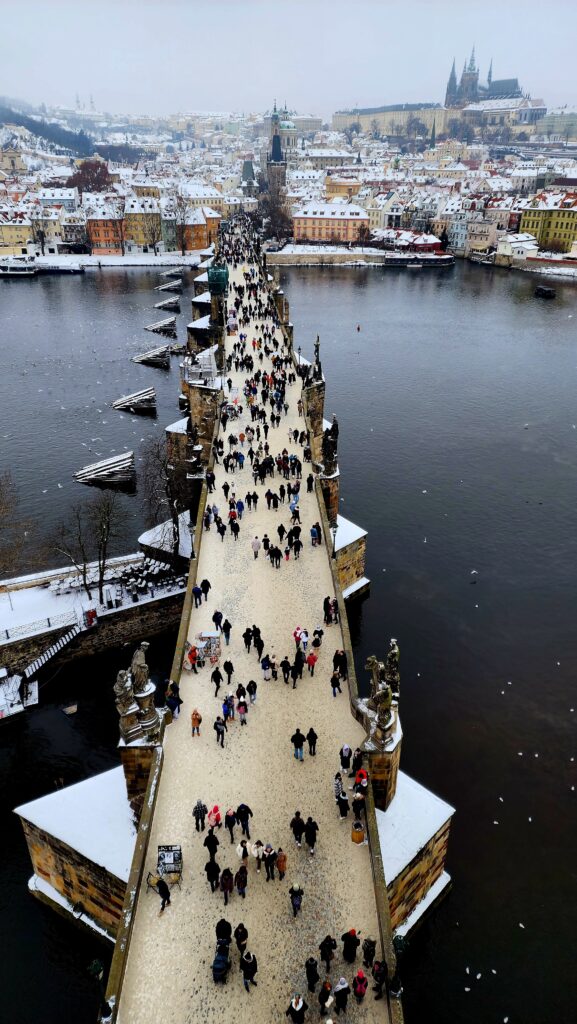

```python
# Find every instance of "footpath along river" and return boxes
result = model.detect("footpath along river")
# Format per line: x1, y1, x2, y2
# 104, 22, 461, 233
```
0, 261, 576, 1021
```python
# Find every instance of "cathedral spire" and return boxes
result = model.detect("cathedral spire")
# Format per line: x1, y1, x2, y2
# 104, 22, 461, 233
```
487, 58, 493, 85
468, 45, 476, 72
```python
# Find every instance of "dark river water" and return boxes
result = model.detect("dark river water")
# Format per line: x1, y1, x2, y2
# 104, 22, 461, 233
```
1, 262, 577, 1022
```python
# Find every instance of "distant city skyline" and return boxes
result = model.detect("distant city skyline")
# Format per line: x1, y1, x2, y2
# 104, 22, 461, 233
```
2, 0, 576, 118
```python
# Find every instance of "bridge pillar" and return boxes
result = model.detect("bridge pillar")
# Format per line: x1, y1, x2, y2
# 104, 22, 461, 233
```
320, 472, 340, 523
304, 378, 325, 462
369, 710, 402, 811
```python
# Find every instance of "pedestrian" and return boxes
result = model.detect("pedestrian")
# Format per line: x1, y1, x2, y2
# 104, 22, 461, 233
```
318, 979, 333, 1015
261, 653, 271, 681
334, 772, 343, 802
222, 618, 232, 645
389, 971, 403, 999
193, 584, 202, 608
254, 634, 265, 660
285, 994, 308, 1022
211, 666, 223, 698
341, 929, 361, 963
236, 839, 249, 865
263, 843, 277, 881
333, 977, 351, 1015
331, 598, 339, 623
352, 792, 366, 820
191, 708, 202, 737
288, 881, 304, 917
290, 810, 306, 848
306, 473, 314, 493
337, 790, 350, 819
306, 727, 318, 756
337, 649, 348, 679
212, 609, 223, 631
310, 525, 317, 547
304, 816, 319, 856
204, 858, 220, 893
362, 937, 377, 969
330, 671, 342, 698
251, 840, 264, 873
280, 655, 291, 684
208, 804, 222, 830
319, 935, 337, 973
242, 626, 253, 651
306, 651, 317, 676
247, 679, 257, 704
240, 951, 258, 992
155, 877, 171, 913
200, 578, 211, 602
223, 659, 234, 685
220, 867, 234, 906
372, 959, 388, 1000
323, 597, 332, 625
236, 682, 247, 700
305, 956, 320, 993
187, 644, 198, 674
270, 651, 278, 680
236, 802, 253, 838
291, 728, 305, 761
339, 745, 352, 772
238, 697, 248, 725
204, 827, 219, 861
350, 747, 363, 778
215, 917, 232, 945
251, 536, 261, 559
234, 863, 248, 899
276, 846, 287, 880
192, 797, 208, 832
165, 680, 182, 719
214, 716, 227, 747
225, 808, 237, 843
234, 921, 248, 954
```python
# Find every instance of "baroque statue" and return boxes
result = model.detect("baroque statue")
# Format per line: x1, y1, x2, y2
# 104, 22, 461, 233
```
384, 638, 400, 694
113, 669, 135, 714
365, 654, 393, 729
131, 641, 151, 694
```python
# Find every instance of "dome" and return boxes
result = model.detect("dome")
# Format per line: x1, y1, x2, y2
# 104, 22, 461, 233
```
279, 120, 296, 130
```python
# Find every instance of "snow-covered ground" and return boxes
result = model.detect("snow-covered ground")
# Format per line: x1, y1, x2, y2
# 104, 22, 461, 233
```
35, 252, 204, 270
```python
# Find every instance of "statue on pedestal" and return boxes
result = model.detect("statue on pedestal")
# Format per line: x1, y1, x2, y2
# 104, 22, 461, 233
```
113, 670, 134, 714
365, 654, 393, 730
322, 428, 337, 474
131, 641, 151, 694
113, 669, 144, 743
384, 638, 400, 695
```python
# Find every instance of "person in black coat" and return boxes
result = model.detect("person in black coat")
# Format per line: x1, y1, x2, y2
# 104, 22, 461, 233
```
205, 859, 220, 893
305, 956, 319, 992
341, 928, 361, 963
204, 828, 219, 861
333, 977, 351, 1014
319, 934, 337, 972
215, 917, 232, 944
234, 921, 248, 954
306, 727, 318, 756
240, 951, 258, 991
236, 803, 254, 839
155, 877, 171, 912
304, 816, 319, 855
285, 995, 308, 1022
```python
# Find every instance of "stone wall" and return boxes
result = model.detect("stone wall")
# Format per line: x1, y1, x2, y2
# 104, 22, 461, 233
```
2, 593, 184, 675
20, 819, 125, 938
120, 744, 156, 820
336, 535, 367, 592
370, 736, 402, 811
319, 473, 340, 524
304, 379, 325, 460
184, 382, 221, 463
387, 818, 452, 930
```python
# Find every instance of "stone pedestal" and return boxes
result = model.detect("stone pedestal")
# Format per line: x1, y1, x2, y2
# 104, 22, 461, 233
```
367, 708, 402, 811
116, 701, 143, 744
185, 382, 221, 463
320, 472, 340, 524
304, 379, 325, 460
134, 681, 160, 735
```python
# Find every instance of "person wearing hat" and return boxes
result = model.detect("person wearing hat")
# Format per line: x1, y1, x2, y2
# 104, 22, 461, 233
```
333, 977, 351, 1014
341, 928, 361, 963
288, 881, 304, 917
285, 994, 308, 1022
352, 969, 368, 1004
318, 978, 333, 1014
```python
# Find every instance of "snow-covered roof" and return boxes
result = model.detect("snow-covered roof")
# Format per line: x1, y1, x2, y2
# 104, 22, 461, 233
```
376, 770, 454, 883
15, 766, 136, 882
138, 511, 193, 558
294, 202, 368, 220
335, 513, 367, 551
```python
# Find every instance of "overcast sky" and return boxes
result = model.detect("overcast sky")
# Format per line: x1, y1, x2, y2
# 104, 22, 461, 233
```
2, 0, 576, 118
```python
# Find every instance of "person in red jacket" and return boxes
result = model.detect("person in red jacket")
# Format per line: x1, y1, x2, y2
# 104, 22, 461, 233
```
353, 968, 368, 1003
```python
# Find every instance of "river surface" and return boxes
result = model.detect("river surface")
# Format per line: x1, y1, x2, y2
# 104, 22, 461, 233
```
1, 262, 577, 1022
281, 262, 577, 1024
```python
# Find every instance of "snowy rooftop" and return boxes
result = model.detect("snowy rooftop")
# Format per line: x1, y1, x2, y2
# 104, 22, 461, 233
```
15, 766, 136, 882
376, 770, 454, 883
138, 511, 193, 558
335, 513, 367, 551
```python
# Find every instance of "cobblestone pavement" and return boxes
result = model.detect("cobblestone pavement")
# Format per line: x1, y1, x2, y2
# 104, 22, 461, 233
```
117, 258, 389, 1024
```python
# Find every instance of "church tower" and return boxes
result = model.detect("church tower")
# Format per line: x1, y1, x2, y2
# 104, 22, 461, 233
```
458, 46, 480, 103
267, 101, 287, 195
445, 59, 458, 107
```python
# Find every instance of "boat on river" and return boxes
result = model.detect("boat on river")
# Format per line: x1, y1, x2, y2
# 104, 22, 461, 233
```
0, 256, 38, 277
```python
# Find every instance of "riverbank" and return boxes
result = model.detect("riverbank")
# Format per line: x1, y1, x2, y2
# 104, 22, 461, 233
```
266, 244, 453, 268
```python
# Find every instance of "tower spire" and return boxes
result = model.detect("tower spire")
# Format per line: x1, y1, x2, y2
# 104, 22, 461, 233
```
487, 58, 493, 85
468, 45, 476, 72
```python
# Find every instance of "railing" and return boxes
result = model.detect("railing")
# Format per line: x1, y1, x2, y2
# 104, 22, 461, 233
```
0, 610, 79, 643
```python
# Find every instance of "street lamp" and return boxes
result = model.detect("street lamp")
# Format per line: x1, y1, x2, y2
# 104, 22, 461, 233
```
330, 520, 338, 560
297, 345, 301, 369
188, 519, 196, 560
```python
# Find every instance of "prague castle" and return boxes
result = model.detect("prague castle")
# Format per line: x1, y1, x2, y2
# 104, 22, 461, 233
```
445, 48, 524, 107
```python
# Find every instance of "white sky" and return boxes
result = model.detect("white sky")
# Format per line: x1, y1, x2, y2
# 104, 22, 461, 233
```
1, 0, 575, 117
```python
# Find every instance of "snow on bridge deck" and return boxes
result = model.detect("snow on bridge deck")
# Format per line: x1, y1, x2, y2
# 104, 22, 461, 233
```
116, 255, 390, 1024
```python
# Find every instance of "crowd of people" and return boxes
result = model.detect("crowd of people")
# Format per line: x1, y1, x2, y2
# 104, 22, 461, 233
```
153, 219, 398, 1016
